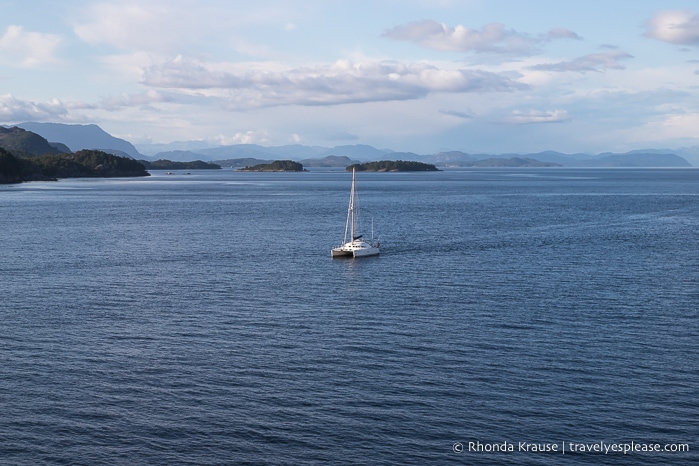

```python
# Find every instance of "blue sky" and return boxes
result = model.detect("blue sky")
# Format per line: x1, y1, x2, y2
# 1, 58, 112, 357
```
1, 0, 699, 154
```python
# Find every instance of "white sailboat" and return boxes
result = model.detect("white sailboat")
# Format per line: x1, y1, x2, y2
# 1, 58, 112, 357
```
331, 167, 380, 258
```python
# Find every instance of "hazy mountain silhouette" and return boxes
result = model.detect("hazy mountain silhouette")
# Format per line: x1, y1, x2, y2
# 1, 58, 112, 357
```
13, 122, 696, 167
18, 122, 142, 158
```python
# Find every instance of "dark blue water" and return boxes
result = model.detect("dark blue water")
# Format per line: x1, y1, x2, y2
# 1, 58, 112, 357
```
1, 168, 697, 465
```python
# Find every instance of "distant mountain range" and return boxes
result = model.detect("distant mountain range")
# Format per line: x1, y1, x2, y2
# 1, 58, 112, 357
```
17, 122, 141, 158
154, 146, 692, 168
3, 122, 697, 167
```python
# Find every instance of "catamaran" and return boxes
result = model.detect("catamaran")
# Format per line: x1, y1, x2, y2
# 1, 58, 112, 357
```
331, 167, 380, 258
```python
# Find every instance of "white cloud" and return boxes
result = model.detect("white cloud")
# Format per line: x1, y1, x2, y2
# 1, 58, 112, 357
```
547, 28, 583, 41
645, 10, 699, 46
0, 94, 80, 122
501, 109, 570, 125
0, 25, 62, 67
382, 20, 581, 54
141, 56, 526, 109
531, 51, 633, 73
215, 130, 269, 145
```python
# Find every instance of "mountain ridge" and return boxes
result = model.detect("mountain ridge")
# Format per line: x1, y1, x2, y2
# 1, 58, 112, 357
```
8, 122, 697, 167
18, 122, 142, 158
0, 126, 65, 156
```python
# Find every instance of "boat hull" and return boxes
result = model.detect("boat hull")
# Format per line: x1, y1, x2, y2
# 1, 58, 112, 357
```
331, 247, 353, 258
352, 246, 380, 258
331, 241, 380, 258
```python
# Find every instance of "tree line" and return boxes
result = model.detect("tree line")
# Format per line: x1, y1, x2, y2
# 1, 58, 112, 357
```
347, 160, 439, 171
0, 148, 149, 184
238, 160, 305, 171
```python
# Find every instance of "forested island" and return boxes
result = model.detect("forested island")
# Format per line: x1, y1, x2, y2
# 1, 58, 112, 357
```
237, 160, 305, 172
0, 126, 150, 183
347, 160, 439, 172
0, 148, 149, 184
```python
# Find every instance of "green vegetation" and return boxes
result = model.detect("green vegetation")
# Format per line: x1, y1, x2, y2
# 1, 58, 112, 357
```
140, 159, 221, 170
33, 150, 149, 178
237, 160, 305, 172
0, 126, 149, 183
0, 126, 64, 156
0, 148, 27, 183
0, 148, 149, 184
347, 160, 439, 172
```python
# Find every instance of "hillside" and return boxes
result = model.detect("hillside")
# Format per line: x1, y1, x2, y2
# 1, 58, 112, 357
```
0, 126, 65, 156
0, 147, 29, 183
348, 160, 439, 172
0, 147, 149, 183
28, 150, 149, 179
237, 160, 305, 172
18, 122, 142, 158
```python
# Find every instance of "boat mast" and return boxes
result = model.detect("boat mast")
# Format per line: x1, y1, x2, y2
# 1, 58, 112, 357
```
349, 167, 356, 241
343, 167, 355, 244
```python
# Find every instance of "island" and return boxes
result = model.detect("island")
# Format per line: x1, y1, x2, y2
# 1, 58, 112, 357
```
347, 160, 439, 172
0, 148, 149, 183
236, 160, 306, 172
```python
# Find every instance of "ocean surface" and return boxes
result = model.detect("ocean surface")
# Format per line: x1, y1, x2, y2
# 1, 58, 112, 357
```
1, 168, 697, 465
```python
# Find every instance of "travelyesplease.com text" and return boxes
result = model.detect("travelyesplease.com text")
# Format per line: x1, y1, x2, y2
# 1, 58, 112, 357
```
452, 440, 690, 455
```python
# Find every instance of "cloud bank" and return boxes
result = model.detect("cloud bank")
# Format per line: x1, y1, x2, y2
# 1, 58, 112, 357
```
645, 10, 699, 45
382, 20, 581, 54
0, 94, 73, 121
141, 56, 527, 108
531, 51, 633, 73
